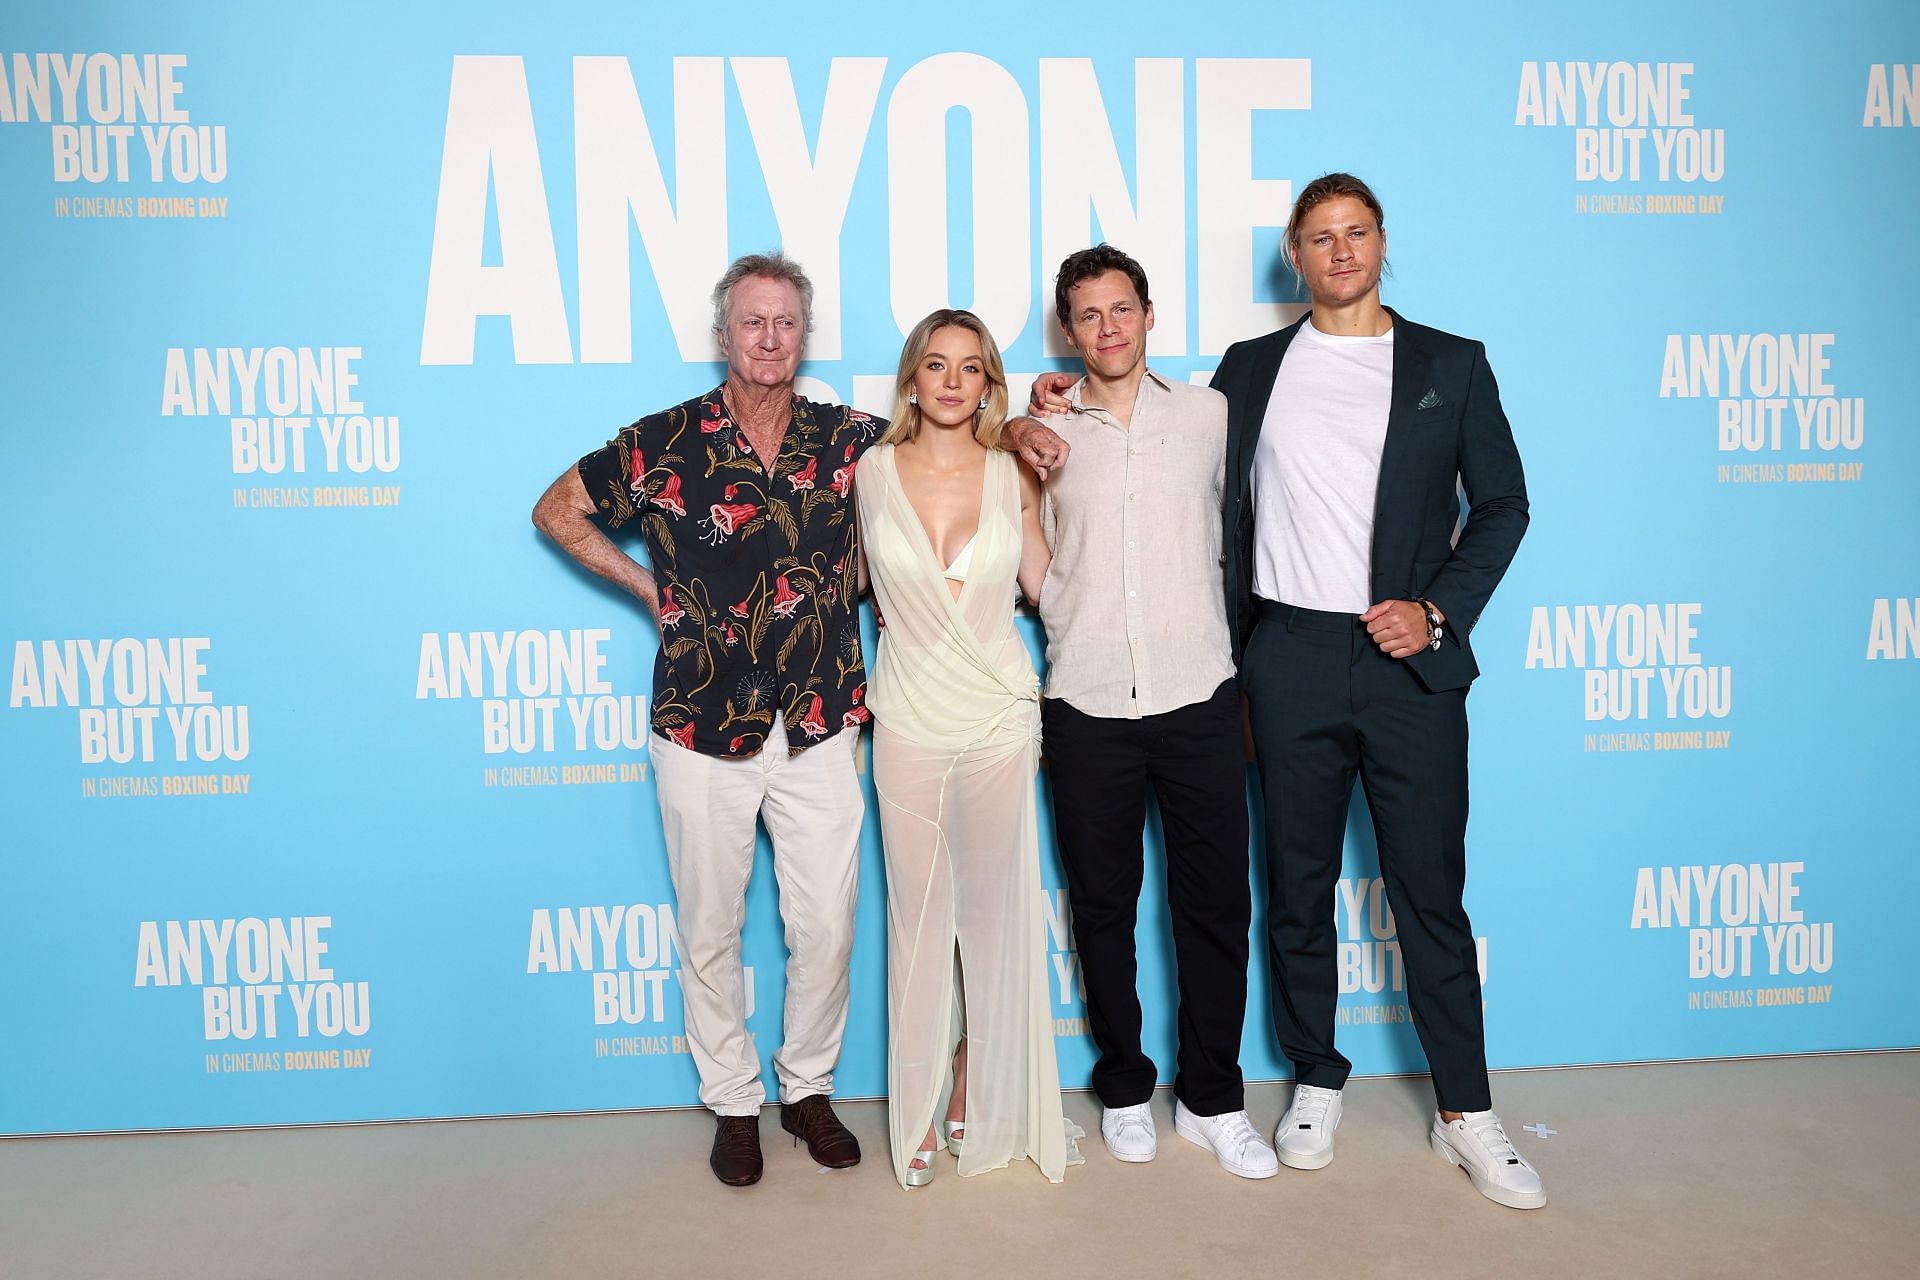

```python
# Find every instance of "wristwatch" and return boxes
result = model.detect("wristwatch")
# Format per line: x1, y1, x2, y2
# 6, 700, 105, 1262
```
1418, 599, 1444, 651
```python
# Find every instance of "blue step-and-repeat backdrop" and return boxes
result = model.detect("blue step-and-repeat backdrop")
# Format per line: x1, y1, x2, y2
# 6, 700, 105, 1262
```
3, 1, 1916, 1134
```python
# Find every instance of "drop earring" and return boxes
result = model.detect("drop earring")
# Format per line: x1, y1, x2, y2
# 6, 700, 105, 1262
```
908, 391, 918, 404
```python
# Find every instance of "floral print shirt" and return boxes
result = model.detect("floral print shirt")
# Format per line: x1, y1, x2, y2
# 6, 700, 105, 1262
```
578, 387, 883, 757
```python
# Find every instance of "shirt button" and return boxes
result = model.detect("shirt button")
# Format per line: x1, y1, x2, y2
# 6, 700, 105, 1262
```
1128, 590, 1137, 597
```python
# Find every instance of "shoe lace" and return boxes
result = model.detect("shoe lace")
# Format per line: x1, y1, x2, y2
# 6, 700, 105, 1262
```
716, 1116, 758, 1154
1217, 1110, 1263, 1151
792, 1097, 834, 1136
1113, 1106, 1151, 1134
1293, 1087, 1334, 1128
1466, 1113, 1520, 1163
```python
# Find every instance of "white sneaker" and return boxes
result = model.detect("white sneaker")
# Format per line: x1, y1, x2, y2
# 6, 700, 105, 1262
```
1274, 1083, 1343, 1170
1430, 1110, 1548, 1210
1174, 1101, 1280, 1179
1100, 1103, 1157, 1163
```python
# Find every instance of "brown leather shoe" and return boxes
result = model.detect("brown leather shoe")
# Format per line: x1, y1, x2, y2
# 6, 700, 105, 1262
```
779, 1094, 861, 1169
710, 1114, 764, 1186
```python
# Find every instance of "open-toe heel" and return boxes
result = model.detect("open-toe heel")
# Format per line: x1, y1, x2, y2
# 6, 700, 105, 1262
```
905, 1146, 938, 1188
943, 1120, 966, 1159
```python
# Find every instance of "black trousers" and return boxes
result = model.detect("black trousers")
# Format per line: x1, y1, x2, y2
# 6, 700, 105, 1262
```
1242, 602, 1492, 1113
1043, 679, 1251, 1115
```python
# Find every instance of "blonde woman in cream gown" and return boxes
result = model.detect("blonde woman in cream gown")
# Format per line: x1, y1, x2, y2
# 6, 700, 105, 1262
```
857, 309, 1080, 1188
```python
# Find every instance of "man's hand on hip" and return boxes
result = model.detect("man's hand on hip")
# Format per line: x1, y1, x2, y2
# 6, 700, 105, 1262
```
1360, 599, 1441, 660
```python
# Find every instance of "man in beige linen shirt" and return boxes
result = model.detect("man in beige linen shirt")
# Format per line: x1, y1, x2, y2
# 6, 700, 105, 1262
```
1037, 365, 1235, 718
1033, 244, 1277, 1181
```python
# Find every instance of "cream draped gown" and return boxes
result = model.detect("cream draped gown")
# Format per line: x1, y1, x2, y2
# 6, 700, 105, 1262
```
857, 443, 1081, 1187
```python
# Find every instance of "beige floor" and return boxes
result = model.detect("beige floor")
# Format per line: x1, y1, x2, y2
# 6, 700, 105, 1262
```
3, 1052, 1916, 1280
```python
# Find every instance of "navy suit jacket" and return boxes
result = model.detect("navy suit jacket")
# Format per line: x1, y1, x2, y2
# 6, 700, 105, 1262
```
1213, 308, 1529, 693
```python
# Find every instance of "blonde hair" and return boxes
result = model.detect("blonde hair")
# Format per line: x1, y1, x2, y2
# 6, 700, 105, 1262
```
882, 310, 1010, 449
1284, 171, 1390, 284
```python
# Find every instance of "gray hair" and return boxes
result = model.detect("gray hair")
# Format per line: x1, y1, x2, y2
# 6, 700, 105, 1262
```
710, 251, 815, 335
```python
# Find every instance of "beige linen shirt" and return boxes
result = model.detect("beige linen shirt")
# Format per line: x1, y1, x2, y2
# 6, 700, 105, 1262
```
1037, 369, 1236, 719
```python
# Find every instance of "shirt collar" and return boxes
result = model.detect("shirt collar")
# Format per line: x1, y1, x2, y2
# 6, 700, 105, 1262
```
704, 385, 825, 475
706, 384, 824, 434
1067, 366, 1170, 411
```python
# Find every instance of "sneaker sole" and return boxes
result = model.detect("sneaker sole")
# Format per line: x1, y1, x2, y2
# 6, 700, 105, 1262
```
1276, 1141, 1335, 1171
1101, 1110, 1156, 1162
1430, 1128, 1548, 1210
1275, 1111, 1338, 1170
1174, 1113, 1280, 1180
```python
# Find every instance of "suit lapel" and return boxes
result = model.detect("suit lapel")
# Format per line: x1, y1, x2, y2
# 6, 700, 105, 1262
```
1371, 307, 1434, 575
1231, 321, 1304, 499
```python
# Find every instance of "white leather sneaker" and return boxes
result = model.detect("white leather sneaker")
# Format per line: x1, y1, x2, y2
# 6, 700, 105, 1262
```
1100, 1103, 1157, 1163
1174, 1101, 1280, 1179
1430, 1110, 1547, 1209
1274, 1083, 1343, 1170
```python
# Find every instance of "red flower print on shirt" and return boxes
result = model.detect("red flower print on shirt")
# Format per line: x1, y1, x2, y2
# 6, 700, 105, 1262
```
771, 574, 802, 618
657, 585, 686, 628
628, 446, 647, 496
667, 722, 696, 750
704, 501, 760, 542
654, 473, 686, 516
728, 591, 752, 620
797, 693, 829, 739
832, 465, 854, 498
788, 457, 818, 491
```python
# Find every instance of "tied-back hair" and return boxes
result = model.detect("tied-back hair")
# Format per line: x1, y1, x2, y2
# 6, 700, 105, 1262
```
1284, 171, 1390, 281
883, 310, 1011, 450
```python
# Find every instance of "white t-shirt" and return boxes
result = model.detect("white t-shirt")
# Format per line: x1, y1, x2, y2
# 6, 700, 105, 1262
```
1251, 317, 1395, 613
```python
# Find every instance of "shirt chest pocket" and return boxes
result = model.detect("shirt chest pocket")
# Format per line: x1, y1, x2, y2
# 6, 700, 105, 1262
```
1137, 430, 1219, 500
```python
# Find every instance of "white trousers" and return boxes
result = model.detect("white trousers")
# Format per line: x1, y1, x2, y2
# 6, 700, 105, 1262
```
649, 716, 865, 1115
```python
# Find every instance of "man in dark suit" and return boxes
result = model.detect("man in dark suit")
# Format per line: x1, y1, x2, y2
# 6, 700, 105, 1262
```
1213, 173, 1543, 1209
